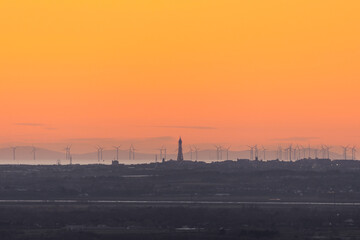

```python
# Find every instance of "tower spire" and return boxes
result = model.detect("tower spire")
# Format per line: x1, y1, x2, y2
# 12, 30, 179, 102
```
177, 137, 184, 161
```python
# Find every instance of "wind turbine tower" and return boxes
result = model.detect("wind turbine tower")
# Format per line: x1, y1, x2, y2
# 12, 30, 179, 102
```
325, 145, 332, 159
283, 147, 289, 161
321, 145, 326, 159
129, 145, 133, 160
97, 146, 103, 163
193, 145, 199, 161
351, 146, 357, 160
97, 147, 100, 162
288, 144, 293, 162
254, 145, 259, 160
300, 145, 306, 159
294, 145, 301, 160
158, 147, 163, 160
65, 146, 68, 161
216, 145, 223, 160
341, 145, 349, 160
11, 146, 17, 163
32, 146, 37, 161
225, 146, 231, 160
113, 145, 121, 161
64, 145, 72, 164
189, 146, 193, 160
247, 145, 255, 160
163, 147, 167, 160
261, 145, 267, 161
215, 145, 220, 160
219, 146, 224, 160
132, 145, 136, 160
294, 145, 299, 160
68, 145, 72, 165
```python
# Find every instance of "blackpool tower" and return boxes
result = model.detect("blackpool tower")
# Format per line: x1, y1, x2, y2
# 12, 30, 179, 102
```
177, 137, 184, 161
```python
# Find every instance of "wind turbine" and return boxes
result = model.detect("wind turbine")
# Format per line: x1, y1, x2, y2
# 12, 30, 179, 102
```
261, 145, 267, 161
296, 145, 301, 160
254, 145, 259, 160
224, 146, 231, 160
113, 145, 121, 161
96, 146, 103, 163
341, 145, 350, 160
162, 146, 167, 160
324, 145, 332, 159
11, 146, 17, 163
129, 144, 136, 160
351, 145, 357, 160
189, 146, 193, 160
215, 145, 221, 160
132, 146, 136, 160
31, 146, 37, 161
64, 145, 72, 164
64, 146, 68, 160
129, 145, 133, 160
314, 147, 318, 159
68, 145, 72, 164
193, 145, 200, 161
100, 146, 104, 162
321, 145, 326, 159
300, 145, 306, 159
156, 147, 163, 160
247, 145, 255, 160
96, 146, 100, 162
283, 147, 288, 161
285, 144, 293, 162
218, 145, 223, 160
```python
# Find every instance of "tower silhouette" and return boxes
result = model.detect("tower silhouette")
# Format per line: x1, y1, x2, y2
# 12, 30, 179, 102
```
177, 137, 184, 161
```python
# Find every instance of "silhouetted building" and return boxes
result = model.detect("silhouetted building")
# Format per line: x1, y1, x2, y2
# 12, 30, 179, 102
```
177, 137, 184, 162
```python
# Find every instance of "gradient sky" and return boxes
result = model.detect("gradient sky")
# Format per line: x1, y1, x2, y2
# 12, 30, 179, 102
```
0, 1, 359, 152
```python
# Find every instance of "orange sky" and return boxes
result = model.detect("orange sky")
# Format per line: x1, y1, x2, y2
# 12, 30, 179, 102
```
0, 1, 359, 152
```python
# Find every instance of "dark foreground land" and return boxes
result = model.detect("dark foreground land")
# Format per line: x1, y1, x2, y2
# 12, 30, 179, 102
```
1, 159, 360, 239
1, 202, 360, 240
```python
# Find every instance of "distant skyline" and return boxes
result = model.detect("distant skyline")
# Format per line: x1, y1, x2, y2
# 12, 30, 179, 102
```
1, 1, 359, 149
0, 136, 355, 156
0, 143, 348, 163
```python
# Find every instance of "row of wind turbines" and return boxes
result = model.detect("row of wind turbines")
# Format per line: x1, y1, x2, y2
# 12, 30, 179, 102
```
4, 144, 358, 165
95, 145, 137, 163
7, 146, 38, 163
93, 145, 203, 163
246, 144, 357, 161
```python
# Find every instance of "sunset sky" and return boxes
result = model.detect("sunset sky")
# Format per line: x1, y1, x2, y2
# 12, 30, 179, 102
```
0, 1, 359, 152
